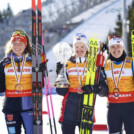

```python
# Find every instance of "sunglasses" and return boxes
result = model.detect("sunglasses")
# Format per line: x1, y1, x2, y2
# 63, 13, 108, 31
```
12, 30, 26, 37
75, 33, 86, 38
109, 35, 121, 40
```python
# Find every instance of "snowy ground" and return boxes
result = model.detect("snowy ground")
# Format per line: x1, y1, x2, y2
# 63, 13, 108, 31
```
0, 95, 108, 134
59, 0, 132, 47
0, 95, 125, 134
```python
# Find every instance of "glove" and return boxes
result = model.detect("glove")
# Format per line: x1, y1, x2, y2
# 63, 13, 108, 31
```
102, 43, 109, 54
81, 84, 101, 94
56, 62, 63, 75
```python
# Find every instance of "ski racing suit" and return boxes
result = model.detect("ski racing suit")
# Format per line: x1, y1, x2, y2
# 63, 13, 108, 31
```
0, 53, 33, 134
104, 56, 134, 134
56, 56, 108, 134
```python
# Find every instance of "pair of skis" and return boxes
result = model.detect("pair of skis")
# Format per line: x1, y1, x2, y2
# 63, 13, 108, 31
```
80, 35, 107, 134
32, 0, 57, 134
32, 0, 42, 133
80, 34, 98, 134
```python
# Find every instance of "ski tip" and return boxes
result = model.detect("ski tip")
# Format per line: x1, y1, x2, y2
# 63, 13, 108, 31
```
32, 0, 36, 11
131, 30, 134, 35
38, 0, 42, 11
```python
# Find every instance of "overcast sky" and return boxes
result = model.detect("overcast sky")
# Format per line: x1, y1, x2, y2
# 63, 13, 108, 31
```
0, 0, 45, 15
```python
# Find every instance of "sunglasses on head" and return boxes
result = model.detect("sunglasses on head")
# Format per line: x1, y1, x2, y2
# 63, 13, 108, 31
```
109, 35, 121, 40
75, 33, 86, 38
12, 30, 26, 37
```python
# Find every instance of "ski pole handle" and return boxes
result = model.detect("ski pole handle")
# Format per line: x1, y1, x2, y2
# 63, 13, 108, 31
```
96, 54, 105, 67
99, 41, 109, 53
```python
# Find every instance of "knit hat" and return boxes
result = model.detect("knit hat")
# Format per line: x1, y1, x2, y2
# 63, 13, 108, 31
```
108, 35, 124, 48
73, 33, 88, 49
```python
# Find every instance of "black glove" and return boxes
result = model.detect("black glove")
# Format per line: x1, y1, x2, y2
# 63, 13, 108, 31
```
81, 84, 101, 94
102, 43, 109, 54
56, 62, 63, 75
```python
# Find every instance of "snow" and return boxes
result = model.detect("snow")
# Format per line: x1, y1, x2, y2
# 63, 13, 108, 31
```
0, 0, 132, 133
0, 95, 123, 134
0, 95, 108, 134
61, 0, 131, 44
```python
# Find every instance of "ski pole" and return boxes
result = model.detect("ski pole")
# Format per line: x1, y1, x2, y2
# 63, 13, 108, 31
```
43, 74, 53, 134
42, 36, 57, 134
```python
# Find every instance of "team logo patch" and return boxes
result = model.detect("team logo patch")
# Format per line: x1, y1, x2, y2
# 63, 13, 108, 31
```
117, 41, 120, 43
77, 37, 81, 40
8, 127, 16, 134
126, 59, 130, 63
7, 114, 13, 121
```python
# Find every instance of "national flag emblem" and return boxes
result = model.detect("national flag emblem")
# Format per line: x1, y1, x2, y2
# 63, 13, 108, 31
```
7, 114, 13, 121
77, 37, 81, 40
126, 59, 130, 63
117, 41, 120, 43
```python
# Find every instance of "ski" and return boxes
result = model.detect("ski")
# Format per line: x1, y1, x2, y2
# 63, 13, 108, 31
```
131, 30, 134, 74
32, 0, 43, 133
37, 0, 43, 133
32, 0, 57, 133
32, 0, 38, 133
80, 34, 98, 134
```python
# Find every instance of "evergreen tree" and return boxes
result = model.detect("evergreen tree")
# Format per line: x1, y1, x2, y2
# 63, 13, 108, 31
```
6, 3, 13, 17
127, 0, 134, 56
114, 13, 122, 36
0, 3, 13, 22
105, 14, 122, 45
0, 11, 3, 22
107, 0, 134, 56
2, 4, 13, 20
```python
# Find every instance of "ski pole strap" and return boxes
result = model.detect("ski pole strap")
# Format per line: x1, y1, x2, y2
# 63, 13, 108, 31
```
96, 54, 105, 67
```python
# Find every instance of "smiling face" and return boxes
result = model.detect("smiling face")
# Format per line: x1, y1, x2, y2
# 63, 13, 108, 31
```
109, 44, 124, 58
11, 40, 26, 56
74, 42, 88, 57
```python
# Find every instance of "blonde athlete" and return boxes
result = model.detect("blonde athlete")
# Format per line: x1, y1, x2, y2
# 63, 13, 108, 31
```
0, 30, 33, 134
55, 33, 107, 134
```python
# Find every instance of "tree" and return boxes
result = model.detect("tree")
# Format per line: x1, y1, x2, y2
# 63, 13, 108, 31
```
0, 11, 3, 22
127, 0, 134, 56
6, 3, 13, 17
114, 13, 122, 36
107, 0, 134, 56
2, 4, 13, 20
0, 3, 13, 22
105, 14, 122, 45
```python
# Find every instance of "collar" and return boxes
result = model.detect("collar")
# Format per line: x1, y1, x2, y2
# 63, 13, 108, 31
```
7, 52, 32, 62
109, 51, 126, 62
76, 57, 87, 63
